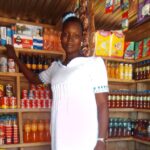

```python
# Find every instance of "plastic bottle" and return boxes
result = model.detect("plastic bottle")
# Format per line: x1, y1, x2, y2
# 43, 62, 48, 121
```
37, 120, 44, 142
44, 119, 50, 142
23, 119, 31, 143
31, 119, 38, 142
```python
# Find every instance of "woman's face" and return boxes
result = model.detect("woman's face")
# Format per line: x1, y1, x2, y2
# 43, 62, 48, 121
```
61, 21, 82, 56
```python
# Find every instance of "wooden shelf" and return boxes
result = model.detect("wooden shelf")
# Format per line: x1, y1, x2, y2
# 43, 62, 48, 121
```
109, 108, 135, 112
107, 137, 133, 142
134, 138, 150, 145
0, 46, 65, 57
135, 109, 150, 113
0, 16, 53, 28
0, 142, 50, 148
0, 109, 20, 113
108, 78, 135, 83
21, 108, 51, 112
135, 56, 150, 63
101, 56, 135, 63
136, 79, 150, 83
0, 72, 21, 77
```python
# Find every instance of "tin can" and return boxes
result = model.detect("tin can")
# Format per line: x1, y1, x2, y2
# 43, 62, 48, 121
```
5, 84, 13, 97
9, 96, 17, 109
22, 90, 28, 98
0, 56, 7, 72
21, 98, 25, 108
8, 58, 16, 72
1, 96, 9, 109
0, 84, 4, 97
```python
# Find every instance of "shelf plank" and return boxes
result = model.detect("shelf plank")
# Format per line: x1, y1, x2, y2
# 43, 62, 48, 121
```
109, 108, 135, 112
0, 16, 53, 28
15, 48, 65, 56
0, 109, 20, 113
101, 56, 135, 63
108, 78, 135, 83
134, 138, 150, 145
0, 72, 21, 77
107, 137, 133, 142
135, 56, 150, 62
135, 109, 150, 113
0, 142, 50, 148
136, 79, 150, 83
21, 108, 51, 112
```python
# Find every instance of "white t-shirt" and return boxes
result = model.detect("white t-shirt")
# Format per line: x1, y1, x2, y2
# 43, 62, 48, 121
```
39, 56, 109, 150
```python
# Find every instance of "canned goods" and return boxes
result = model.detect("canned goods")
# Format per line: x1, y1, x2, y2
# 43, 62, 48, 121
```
6, 84, 13, 97
22, 89, 28, 98
0, 56, 7, 72
0, 84, 4, 97
8, 58, 16, 72
1, 96, 9, 109
9, 96, 17, 109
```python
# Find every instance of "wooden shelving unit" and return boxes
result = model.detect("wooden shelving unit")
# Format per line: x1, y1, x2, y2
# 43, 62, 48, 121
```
0, 44, 63, 150
0, 142, 50, 148
107, 137, 133, 142
108, 78, 136, 83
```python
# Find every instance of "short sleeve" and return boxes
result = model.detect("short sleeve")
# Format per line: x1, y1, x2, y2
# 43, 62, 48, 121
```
39, 61, 56, 84
90, 57, 109, 93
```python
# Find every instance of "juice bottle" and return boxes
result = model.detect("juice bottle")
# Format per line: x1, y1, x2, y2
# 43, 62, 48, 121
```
128, 64, 133, 80
124, 64, 129, 80
44, 119, 50, 142
23, 119, 31, 143
37, 120, 44, 142
110, 62, 115, 79
119, 63, 124, 79
107, 62, 111, 78
31, 119, 38, 142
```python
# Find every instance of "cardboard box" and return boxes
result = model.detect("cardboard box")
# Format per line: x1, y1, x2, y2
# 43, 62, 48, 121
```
94, 30, 111, 57
110, 31, 125, 58
13, 34, 33, 49
135, 41, 143, 59
124, 41, 135, 59
142, 37, 150, 57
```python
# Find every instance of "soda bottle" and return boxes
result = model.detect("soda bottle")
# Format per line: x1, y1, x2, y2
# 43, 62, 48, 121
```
31, 119, 38, 142
44, 119, 50, 142
37, 120, 44, 142
23, 119, 31, 143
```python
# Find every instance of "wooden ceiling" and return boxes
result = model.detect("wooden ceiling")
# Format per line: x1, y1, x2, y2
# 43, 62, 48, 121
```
0, 0, 139, 30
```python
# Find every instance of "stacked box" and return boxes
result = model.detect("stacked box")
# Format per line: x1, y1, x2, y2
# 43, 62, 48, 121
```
94, 30, 111, 57
124, 42, 135, 59
0, 27, 7, 46
13, 23, 33, 49
110, 31, 125, 58
142, 37, 150, 57
32, 26, 43, 50
134, 41, 143, 59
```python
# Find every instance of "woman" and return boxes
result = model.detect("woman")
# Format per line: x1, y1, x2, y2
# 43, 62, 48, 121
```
6, 11, 109, 150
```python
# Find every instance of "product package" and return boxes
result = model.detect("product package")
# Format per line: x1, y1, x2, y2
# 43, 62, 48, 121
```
110, 31, 125, 58
134, 41, 143, 59
32, 26, 43, 50
124, 41, 135, 59
94, 30, 111, 57
142, 37, 150, 57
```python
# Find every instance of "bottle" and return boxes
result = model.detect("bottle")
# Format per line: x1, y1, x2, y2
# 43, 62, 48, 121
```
44, 119, 50, 142
128, 64, 133, 80
23, 119, 31, 143
147, 121, 150, 139
43, 57, 49, 70
25, 55, 32, 70
0, 117, 5, 145
31, 119, 38, 142
12, 115, 19, 144
37, 55, 44, 73
31, 55, 37, 73
37, 120, 44, 142
119, 63, 124, 80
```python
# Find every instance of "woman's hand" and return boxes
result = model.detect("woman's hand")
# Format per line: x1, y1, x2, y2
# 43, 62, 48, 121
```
94, 141, 106, 150
5, 44, 17, 60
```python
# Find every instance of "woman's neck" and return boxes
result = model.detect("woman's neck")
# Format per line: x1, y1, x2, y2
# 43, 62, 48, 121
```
63, 52, 81, 65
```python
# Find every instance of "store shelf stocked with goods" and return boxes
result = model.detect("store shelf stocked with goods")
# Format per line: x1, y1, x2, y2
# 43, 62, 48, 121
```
94, 20, 150, 149
0, 20, 65, 150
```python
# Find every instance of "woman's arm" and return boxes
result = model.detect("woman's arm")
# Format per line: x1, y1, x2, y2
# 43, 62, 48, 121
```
94, 92, 109, 150
5, 45, 42, 84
